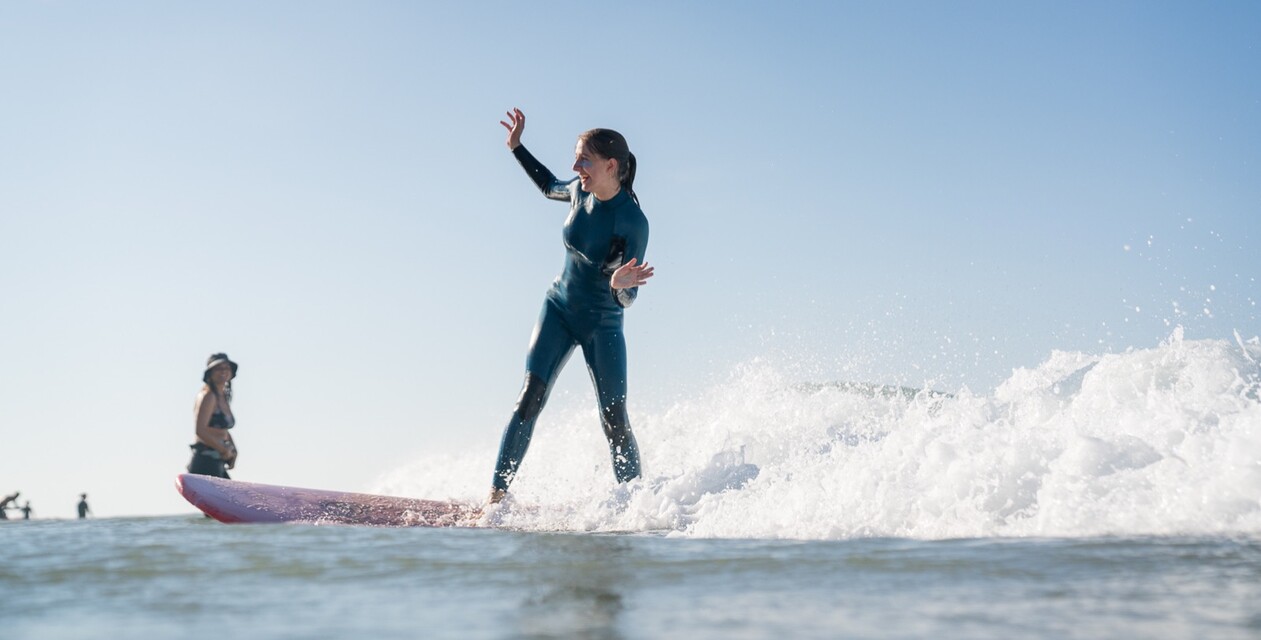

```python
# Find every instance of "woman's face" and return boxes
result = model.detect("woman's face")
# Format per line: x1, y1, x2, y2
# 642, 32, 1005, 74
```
209, 363, 234, 386
573, 141, 618, 194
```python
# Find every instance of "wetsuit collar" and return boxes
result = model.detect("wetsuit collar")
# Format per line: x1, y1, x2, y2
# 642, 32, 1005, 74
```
593, 186, 627, 205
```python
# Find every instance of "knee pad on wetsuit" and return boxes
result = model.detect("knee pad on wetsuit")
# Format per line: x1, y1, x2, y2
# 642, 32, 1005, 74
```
513, 373, 549, 423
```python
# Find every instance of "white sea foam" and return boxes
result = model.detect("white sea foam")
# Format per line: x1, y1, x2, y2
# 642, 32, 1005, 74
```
375, 331, 1261, 540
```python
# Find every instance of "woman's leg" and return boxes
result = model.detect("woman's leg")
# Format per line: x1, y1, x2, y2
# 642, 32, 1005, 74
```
582, 323, 641, 483
492, 301, 576, 492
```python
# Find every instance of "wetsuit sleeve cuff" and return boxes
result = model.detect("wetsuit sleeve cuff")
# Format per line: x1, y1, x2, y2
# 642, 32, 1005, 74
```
613, 286, 637, 309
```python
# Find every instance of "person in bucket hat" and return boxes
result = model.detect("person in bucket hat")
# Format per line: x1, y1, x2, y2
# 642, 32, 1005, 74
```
187, 353, 239, 478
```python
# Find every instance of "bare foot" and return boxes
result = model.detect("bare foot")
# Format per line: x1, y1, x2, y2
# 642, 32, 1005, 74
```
488, 488, 507, 504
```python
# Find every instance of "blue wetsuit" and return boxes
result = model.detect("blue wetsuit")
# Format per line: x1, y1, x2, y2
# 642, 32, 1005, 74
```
492, 145, 650, 492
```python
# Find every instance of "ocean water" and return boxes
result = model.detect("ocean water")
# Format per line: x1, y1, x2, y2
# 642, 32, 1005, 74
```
3, 519, 1260, 639
4, 334, 1260, 638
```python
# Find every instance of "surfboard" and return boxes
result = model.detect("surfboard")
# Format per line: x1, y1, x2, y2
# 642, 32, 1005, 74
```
175, 474, 480, 527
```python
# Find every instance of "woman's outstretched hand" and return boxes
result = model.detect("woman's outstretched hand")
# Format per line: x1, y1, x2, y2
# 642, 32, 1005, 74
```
500, 107, 525, 150
611, 258, 654, 290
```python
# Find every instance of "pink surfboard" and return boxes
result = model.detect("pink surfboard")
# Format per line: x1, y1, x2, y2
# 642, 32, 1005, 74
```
175, 474, 479, 527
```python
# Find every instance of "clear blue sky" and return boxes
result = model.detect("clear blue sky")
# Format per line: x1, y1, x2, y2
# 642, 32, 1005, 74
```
2, 1, 1257, 517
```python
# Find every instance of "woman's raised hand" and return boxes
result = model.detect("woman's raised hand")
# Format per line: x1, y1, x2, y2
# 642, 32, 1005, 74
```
500, 107, 525, 150
611, 258, 655, 290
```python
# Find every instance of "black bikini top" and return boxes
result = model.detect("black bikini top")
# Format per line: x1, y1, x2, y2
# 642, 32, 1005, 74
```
209, 410, 235, 430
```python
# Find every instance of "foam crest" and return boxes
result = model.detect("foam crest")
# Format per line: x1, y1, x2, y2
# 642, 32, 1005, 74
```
377, 332, 1261, 540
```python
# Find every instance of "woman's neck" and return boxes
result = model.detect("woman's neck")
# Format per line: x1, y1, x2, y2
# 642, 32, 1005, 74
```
592, 182, 621, 202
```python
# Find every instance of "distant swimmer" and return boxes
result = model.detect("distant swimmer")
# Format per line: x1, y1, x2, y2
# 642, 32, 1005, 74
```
77, 493, 91, 519
188, 353, 240, 479
0, 491, 19, 520
488, 108, 655, 504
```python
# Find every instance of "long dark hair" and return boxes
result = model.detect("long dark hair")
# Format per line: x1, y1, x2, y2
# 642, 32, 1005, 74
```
203, 381, 232, 404
579, 128, 638, 205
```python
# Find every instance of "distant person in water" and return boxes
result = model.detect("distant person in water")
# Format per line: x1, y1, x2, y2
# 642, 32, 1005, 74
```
0, 491, 19, 519
488, 108, 654, 504
20, 501, 32, 520
77, 494, 90, 519
188, 353, 239, 478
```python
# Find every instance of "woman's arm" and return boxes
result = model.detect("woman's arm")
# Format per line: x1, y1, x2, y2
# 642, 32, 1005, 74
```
222, 432, 237, 469
611, 215, 652, 308
501, 107, 572, 201
513, 146, 574, 201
